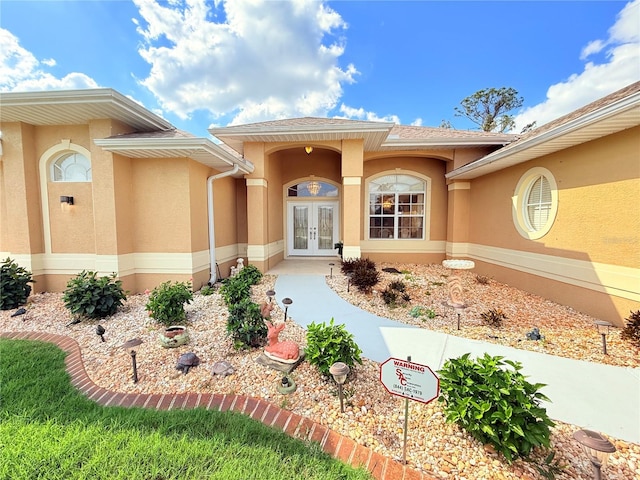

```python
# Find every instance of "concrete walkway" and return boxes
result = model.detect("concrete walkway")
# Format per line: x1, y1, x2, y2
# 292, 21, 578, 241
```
274, 274, 640, 444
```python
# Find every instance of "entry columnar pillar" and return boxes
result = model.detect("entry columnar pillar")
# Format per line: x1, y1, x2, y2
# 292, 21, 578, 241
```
341, 139, 364, 260
446, 181, 471, 257
244, 143, 269, 272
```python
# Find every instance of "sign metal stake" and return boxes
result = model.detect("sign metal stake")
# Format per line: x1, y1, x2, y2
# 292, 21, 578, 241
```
402, 355, 410, 464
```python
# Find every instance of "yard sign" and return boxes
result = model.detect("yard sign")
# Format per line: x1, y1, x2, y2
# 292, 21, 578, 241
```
379, 357, 440, 404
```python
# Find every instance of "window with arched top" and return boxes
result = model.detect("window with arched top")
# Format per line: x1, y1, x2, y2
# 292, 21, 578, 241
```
51, 152, 92, 182
368, 174, 426, 240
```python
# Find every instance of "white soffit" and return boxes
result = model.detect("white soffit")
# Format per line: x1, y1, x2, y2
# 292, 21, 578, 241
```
94, 137, 254, 176
447, 91, 640, 180
0, 89, 173, 132
210, 120, 395, 154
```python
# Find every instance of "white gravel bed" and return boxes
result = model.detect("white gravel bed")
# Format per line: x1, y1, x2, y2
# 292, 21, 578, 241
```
1, 265, 638, 480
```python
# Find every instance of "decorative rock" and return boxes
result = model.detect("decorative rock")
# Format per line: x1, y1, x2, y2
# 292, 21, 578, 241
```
176, 352, 200, 374
211, 360, 234, 378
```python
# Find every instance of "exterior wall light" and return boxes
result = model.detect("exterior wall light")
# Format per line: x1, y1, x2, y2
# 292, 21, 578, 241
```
594, 321, 612, 355
60, 195, 74, 205
282, 297, 293, 321
573, 429, 616, 480
329, 362, 350, 413
122, 338, 143, 383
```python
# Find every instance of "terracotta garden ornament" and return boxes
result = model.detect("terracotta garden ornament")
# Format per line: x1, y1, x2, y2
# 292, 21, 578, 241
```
263, 320, 301, 363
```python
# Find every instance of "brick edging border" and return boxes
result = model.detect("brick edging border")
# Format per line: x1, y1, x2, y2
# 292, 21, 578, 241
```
1, 331, 433, 480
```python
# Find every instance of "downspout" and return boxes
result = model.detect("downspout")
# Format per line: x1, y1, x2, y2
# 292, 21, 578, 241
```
207, 164, 240, 284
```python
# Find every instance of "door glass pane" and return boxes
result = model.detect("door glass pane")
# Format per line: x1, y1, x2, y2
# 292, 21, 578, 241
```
317, 206, 333, 250
293, 206, 308, 249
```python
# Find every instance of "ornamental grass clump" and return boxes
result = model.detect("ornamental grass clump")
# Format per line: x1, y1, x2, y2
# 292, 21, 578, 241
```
305, 318, 363, 376
341, 258, 380, 293
145, 281, 193, 326
621, 310, 640, 348
438, 353, 555, 463
381, 280, 411, 307
63, 271, 126, 320
0, 257, 34, 310
480, 307, 508, 327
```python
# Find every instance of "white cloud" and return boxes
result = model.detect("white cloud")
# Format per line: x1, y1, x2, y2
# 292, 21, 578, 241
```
133, 0, 358, 124
513, 0, 640, 132
337, 104, 400, 124
0, 28, 99, 92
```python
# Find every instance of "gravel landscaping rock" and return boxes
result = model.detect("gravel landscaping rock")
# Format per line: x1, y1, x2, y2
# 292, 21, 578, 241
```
1, 263, 638, 480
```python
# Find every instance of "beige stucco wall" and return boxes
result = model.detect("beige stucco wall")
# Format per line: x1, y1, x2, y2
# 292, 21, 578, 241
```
465, 126, 640, 325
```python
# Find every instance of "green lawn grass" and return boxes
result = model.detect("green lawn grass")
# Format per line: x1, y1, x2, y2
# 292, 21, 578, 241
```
0, 339, 372, 480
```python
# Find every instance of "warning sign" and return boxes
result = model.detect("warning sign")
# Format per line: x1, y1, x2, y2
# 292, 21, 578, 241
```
379, 357, 440, 404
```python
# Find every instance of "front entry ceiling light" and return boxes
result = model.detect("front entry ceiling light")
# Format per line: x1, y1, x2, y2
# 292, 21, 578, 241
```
305, 146, 313, 155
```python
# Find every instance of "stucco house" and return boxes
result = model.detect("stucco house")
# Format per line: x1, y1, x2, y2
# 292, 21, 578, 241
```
1, 82, 638, 326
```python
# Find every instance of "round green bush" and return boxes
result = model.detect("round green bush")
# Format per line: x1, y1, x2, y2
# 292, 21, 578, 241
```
0, 257, 34, 310
438, 353, 555, 463
145, 281, 193, 326
305, 318, 363, 376
63, 271, 126, 319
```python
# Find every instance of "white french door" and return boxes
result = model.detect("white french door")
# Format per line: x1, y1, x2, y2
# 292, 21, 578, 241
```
287, 201, 339, 256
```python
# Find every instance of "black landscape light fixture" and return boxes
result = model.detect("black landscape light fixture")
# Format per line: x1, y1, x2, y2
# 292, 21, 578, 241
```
329, 362, 350, 413
266, 289, 276, 303
346, 272, 353, 292
122, 338, 143, 383
95, 324, 105, 342
277, 375, 297, 394
60, 195, 74, 205
282, 297, 293, 321
329, 262, 335, 279
594, 321, 613, 355
573, 429, 616, 480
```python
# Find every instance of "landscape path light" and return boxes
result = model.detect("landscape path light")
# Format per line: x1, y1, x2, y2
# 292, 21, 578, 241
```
329, 262, 334, 278
329, 362, 350, 413
266, 289, 276, 303
282, 297, 293, 321
95, 324, 106, 342
573, 429, 616, 480
594, 321, 612, 355
122, 338, 143, 383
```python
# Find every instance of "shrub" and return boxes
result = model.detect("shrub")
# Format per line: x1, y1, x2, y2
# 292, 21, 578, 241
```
341, 258, 379, 293
219, 275, 252, 306
621, 310, 640, 348
480, 308, 507, 327
0, 257, 34, 310
199, 284, 215, 296
145, 281, 193, 326
227, 298, 267, 349
438, 353, 554, 463
340, 257, 375, 275
305, 318, 363, 376
63, 271, 126, 320
409, 305, 436, 320
235, 264, 263, 285
381, 280, 411, 307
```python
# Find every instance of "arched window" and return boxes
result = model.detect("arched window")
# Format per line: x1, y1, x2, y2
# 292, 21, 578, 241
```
51, 152, 92, 182
368, 174, 426, 239
287, 179, 338, 197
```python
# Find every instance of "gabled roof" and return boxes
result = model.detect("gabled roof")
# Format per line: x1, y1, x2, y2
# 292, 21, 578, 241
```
0, 88, 173, 132
210, 117, 516, 155
94, 130, 253, 176
447, 81, 640, 180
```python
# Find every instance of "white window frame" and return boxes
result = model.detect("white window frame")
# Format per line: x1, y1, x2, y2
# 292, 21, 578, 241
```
367, 173, 427, 240
50, 152, 92, 182
512, 167, 558, 240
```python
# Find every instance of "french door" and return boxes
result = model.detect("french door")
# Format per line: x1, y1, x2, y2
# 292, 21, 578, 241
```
287, 201, 339, 256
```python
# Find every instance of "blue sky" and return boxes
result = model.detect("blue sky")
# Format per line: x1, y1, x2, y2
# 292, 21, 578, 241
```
1, 0, 638, 137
